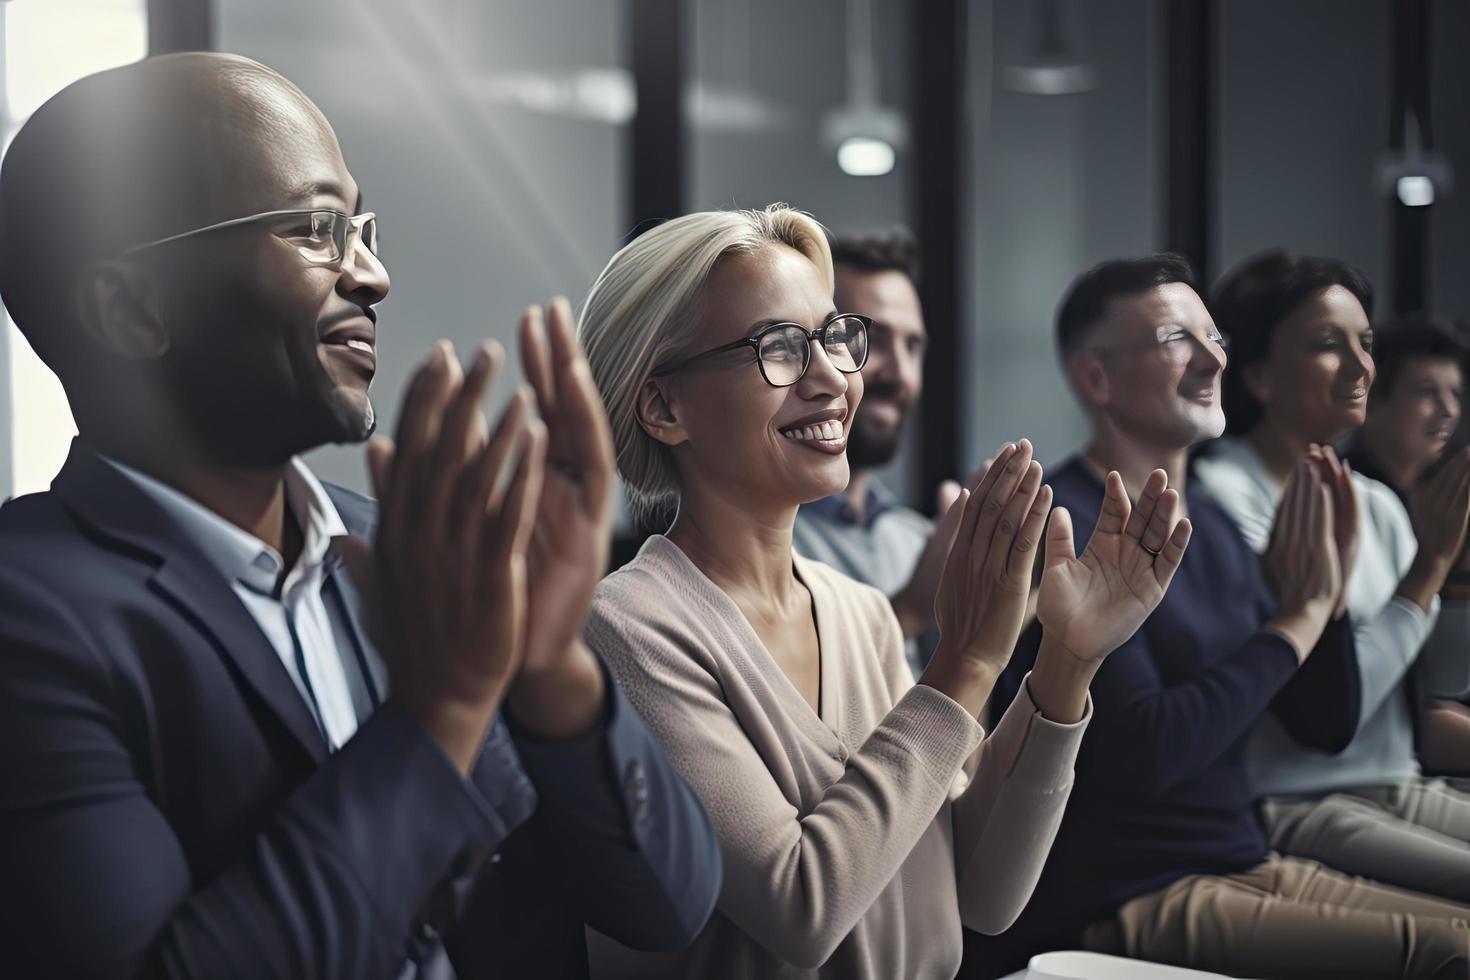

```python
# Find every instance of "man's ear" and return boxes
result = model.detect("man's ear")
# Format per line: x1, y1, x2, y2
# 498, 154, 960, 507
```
1064, 350, 1110, 410
635, 378, 688, 448
73, 259, 170, 360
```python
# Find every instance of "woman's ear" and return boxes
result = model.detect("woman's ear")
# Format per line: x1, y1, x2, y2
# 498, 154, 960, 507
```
1064, 350, 1110, 410
74, 259, 170, 360
1241, 361, 1271, 408
635, 378, 688, 447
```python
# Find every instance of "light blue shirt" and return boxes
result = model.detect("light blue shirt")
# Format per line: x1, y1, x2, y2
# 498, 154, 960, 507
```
103, 456, 379, 750
1196, 437, 1470, 795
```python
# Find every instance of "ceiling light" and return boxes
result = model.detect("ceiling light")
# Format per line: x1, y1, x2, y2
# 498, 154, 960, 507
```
1396, 175, 1435, 207
837, 136, 895, 177
1377, 110, 1452, 208
820, 0, 907, 177
1002, 0, 1096, 96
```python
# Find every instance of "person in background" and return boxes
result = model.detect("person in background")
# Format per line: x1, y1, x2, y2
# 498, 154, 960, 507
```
578, 205, 1195, 979
0, 52, 718, 979
1344, 314, 1470, 776
792, 228, 950, 675
968, 256, 1470, 980
1196, 249, 1470, 908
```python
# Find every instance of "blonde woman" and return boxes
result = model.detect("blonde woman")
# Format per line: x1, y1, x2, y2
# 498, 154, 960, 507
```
578, 206, 1192, 978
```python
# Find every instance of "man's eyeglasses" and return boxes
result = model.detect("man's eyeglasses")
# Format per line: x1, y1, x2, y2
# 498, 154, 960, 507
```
654, 314, 871, 388
121, 209, 379, 269
1091, 327, 1230, 366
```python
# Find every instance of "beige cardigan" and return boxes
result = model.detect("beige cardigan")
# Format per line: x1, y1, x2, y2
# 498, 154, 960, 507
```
585, 535, 1089, 979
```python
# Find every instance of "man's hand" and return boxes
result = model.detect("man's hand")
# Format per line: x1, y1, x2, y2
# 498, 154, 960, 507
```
341, 341, 546, 774
1035, 468, 1191, 664
508, 298, 618, 738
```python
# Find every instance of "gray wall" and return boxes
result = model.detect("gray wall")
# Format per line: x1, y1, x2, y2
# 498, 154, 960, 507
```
1431, 0, 1470, 321
964, 0, 1158, 472
218, 0, 629, 494
688, 0, 919, 502
1215, 0, 1390, 294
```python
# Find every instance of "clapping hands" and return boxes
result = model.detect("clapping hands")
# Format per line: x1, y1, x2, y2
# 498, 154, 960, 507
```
1035, 468, 1192, 665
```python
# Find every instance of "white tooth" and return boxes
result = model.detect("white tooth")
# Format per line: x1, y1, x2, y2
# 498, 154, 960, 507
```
825, 421, 840, 440
781, 429, 794, 440
802, 426, 816, 441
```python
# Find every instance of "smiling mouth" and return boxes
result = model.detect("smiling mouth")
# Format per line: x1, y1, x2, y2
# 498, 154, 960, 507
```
780, 419, 848, 452
321, 337, 377, 375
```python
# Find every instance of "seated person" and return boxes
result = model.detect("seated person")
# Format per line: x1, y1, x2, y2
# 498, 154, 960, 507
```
1197, 250, 1470, 907
971, 255, 1470, 980
0, 53, 719, 979
792, 228, 948, 675
577, 206, 1194, 978
1343, 315, 1470, 775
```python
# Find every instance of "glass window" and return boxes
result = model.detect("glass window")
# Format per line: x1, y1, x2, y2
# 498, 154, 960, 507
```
1, 0, 149, 498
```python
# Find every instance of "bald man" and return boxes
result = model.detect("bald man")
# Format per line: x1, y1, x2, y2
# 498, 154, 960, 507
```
0, 53, 718, 979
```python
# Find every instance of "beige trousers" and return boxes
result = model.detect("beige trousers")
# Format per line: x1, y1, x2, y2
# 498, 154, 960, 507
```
1083, 854, 1470, 979
1262, 778, 1470, 905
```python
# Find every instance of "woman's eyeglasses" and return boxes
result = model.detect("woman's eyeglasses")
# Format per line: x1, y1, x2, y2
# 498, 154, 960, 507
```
654, 314, 871, 388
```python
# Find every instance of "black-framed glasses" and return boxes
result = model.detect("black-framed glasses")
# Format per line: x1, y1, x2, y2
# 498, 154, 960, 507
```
654, 313, 871, 388
120, 209, 379, 269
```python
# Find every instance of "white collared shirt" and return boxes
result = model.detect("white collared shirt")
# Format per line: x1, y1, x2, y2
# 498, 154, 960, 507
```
105, 456, 374, 751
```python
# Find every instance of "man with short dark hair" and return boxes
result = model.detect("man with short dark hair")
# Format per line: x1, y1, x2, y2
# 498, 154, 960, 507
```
0, 52, 718, 979
793, 229, 953, 674
964, 256, 1470, 980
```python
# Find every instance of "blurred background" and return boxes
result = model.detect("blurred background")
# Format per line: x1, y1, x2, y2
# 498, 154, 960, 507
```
0, 0, 1464, 530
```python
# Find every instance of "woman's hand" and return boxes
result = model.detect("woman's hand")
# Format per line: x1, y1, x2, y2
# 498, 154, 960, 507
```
1262, 459, 1341, 660
922, 440, 1052, 716
1034, 469, 1190, 664
1306, 444, 1357, 616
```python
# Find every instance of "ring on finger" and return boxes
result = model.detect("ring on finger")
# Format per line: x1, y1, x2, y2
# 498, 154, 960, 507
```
1141, 543, 1163, 558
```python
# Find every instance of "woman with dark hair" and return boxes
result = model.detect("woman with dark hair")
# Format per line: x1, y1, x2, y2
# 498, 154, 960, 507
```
1346, 314, 1470, 776
1196, 249, 1470, 906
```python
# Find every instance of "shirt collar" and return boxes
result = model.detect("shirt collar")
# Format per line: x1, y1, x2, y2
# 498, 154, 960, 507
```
803, 480, 897, 529
101, 456, 348, 596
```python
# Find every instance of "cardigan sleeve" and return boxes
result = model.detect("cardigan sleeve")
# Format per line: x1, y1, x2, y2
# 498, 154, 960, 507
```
585, 578, 983, 971
949, 672, 1088, 935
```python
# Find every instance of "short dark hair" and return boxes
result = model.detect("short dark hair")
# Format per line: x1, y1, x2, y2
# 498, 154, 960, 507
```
1210, 249, 1374, 435
1371, 312, 1466, 398
829, 227, 921, 284
1055, 253, 1197, 353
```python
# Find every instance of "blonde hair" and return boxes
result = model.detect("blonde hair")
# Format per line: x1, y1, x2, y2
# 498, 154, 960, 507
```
579, 204, 833, 525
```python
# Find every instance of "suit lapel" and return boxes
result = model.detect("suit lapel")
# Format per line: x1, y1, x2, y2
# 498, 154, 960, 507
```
53, 441, 329, 765
322, 484, 390, 702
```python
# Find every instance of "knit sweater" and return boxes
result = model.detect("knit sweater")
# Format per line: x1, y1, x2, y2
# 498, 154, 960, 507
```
970, 458, 1358, 973
584, 535, 1089, 979
1196, 436, 1470, 794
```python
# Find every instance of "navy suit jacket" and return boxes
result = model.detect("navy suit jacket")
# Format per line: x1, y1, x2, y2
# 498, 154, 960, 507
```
0, 441, 720, 979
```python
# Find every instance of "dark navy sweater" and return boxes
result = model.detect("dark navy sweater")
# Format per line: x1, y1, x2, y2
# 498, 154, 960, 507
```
964, 458, 1359, 977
